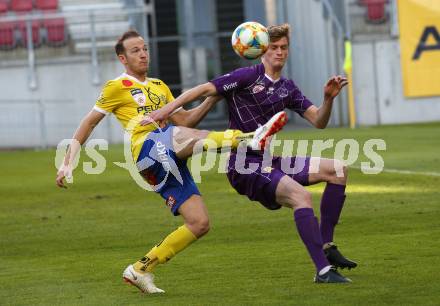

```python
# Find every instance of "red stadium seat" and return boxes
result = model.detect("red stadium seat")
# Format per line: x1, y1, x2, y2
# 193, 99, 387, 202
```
17, 20, 41, 47
362, 0, 388, 23
0, 1, 8, 14
11, 0, 32, 12
35, 0, 58, 11
0, 21, 16, 49
44, 17, 66, 46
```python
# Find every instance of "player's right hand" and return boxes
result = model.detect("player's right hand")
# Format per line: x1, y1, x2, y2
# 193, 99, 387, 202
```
56, 164, 73, 188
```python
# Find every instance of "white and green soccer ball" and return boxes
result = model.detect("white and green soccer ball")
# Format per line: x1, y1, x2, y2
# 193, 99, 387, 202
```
231, 21, 269, 60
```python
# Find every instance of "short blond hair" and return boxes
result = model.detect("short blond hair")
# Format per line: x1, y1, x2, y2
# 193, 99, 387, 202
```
267, 23, 291, 44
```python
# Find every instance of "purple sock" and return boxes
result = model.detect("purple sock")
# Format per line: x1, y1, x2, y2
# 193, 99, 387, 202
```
294, 208, 329, 272
320, 183, 346, 244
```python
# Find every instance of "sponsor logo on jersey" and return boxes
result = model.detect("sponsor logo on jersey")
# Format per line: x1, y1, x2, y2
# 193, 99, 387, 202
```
122, 79, 133, 87
130, 88, 146, 106
263, 166, 273, 173
278, 87, 289, 98
146, 88, 162, 105
252, 84, 265, 94
97, 91, 105, 103
137, 105, 160, 114
267, 87, 274, 95
151, 80, 161, 85
223, 82, 238, 91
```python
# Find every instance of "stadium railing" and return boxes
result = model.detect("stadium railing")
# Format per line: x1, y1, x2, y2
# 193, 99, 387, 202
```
0, 3, 150, 88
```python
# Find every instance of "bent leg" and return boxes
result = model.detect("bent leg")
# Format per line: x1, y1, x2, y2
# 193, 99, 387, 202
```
308, 157, 347, 185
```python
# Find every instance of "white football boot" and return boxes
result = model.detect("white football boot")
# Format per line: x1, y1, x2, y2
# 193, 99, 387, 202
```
248, 111, 288, 150
122, 265, 165, 294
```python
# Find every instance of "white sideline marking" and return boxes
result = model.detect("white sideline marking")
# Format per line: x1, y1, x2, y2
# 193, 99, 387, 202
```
350, 166, 440, 177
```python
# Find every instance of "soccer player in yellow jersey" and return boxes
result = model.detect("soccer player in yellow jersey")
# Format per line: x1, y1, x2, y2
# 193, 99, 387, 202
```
55, 30, 287, 293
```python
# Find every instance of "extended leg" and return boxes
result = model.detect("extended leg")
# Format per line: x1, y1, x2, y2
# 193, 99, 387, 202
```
172, 111, 287, 159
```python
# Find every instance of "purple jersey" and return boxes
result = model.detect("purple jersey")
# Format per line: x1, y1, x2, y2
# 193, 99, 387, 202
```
210, 64, 314, 209
210, 63, 313, 132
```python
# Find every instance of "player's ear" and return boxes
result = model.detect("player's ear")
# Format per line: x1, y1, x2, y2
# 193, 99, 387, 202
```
118, 54, 127, 65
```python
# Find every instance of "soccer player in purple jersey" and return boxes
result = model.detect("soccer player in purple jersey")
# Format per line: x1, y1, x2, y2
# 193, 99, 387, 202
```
148, 24, 357, 283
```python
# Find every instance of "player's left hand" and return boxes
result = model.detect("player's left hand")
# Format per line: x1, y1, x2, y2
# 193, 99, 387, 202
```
140, 103, 174, 126
324, 75, 348, 100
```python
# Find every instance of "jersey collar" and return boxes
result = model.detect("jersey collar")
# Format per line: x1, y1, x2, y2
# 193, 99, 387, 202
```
264, 73, 280, 84
122, 72, 149, 85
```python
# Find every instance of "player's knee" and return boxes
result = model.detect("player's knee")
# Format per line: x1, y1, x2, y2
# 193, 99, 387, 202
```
342, 164, 348, 179
332, 160, 348, 183
198, 218, 210, 236
298, 190, 313, 207
188, 217, 210, 237
285, 189, 312, 209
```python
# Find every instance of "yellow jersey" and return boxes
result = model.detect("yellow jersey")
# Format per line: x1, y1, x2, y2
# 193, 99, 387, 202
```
94, 73, 175, 161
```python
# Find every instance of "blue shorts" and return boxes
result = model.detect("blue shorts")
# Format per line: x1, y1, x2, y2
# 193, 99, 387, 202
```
136, 124, 200, 216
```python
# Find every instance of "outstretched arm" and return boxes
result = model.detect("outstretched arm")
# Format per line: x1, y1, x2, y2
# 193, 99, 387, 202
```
56, 110, 105, 188
169, 95, 222, 128
141, 82, 218, 125
303, 75, 348, 129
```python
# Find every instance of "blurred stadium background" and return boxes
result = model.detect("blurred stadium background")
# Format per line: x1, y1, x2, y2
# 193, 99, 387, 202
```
1, 0, 439, 148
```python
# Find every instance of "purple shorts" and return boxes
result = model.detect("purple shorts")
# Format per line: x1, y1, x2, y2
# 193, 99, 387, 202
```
226, 152, 310, 210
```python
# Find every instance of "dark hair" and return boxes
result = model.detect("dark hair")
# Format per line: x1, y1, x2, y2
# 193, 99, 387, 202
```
267, 23, 290, 44
115, 30, 142, 55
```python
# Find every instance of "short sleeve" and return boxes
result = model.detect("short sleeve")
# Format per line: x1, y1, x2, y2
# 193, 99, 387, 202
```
210, 65, 258, 96
94, 80, 121, 115
163, 82, 175, 103
162, 82, 182, 115
286, 81, 314, 117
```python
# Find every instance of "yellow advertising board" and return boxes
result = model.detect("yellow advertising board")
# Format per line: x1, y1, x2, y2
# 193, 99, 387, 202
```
398, 0, 440, 97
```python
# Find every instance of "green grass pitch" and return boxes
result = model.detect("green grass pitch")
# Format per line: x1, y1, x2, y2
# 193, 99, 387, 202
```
1, 122, 439, 305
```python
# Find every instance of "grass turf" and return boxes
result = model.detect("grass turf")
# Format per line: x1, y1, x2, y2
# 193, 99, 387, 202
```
1, 122, 439, 305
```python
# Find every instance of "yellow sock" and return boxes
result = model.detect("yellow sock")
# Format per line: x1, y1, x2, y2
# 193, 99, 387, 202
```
203, 130, 254, 150
133, 224, 197, 273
